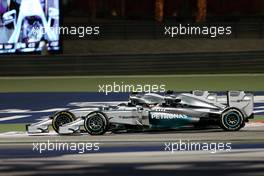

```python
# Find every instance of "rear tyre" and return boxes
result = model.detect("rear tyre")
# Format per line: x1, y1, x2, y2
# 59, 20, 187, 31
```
52, 111, 76, 133
220, 108, 244, 131
84, 112, 108, 135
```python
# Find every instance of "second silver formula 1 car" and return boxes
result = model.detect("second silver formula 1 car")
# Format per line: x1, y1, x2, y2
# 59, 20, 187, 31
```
26, 91, 254, 135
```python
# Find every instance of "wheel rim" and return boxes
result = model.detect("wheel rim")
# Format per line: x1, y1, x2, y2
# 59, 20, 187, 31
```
55, 115, 72, 128
224, 112, 241, 128
88, 114, 104, 132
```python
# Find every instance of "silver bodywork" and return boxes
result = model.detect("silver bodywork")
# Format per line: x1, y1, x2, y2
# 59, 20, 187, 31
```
26, 91, 254, 134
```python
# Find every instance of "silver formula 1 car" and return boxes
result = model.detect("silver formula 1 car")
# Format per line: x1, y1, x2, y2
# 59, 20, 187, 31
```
26, 91, 254, 135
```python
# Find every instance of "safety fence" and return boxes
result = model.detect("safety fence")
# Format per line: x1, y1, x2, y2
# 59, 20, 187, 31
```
0, 51, 264, 76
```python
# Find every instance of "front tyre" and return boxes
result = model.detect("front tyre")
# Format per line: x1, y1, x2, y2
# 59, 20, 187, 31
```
84, 112, 108, 135
52, 111, 76, 133
220, 108, 244, 131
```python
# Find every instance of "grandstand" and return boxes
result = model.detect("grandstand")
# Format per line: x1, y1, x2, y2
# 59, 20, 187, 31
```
61, 0, 264, 55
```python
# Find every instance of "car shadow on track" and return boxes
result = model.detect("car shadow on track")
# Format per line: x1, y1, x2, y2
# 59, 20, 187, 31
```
112, 128, 224, 135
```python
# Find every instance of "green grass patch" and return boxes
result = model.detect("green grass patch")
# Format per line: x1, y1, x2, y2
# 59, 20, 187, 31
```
251, 115, 264, 122
0, 74, 264, 92
0, 124, 26, 133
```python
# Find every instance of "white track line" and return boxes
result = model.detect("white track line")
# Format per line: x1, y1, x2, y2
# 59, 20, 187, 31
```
0, 115, 31, 122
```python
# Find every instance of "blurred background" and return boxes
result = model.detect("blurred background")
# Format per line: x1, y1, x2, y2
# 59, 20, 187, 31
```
0, 0, 264, 76
61, 0, 264, 54
0, 2, 264, 176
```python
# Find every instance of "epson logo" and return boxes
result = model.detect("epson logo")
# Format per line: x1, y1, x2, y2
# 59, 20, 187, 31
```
151, 113, 189, 120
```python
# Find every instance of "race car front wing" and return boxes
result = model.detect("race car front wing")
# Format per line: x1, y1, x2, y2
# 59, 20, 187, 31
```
26, 117, 52, 134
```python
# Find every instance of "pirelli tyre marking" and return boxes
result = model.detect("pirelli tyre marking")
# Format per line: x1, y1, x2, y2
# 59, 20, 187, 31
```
52, 111, 76, 133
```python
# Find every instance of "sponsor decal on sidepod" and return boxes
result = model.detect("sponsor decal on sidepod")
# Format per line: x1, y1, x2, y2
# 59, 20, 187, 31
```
151, 112, 190, 120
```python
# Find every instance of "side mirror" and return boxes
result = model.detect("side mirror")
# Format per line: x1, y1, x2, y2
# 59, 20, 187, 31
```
131, 92, 139, 95
174, 99, 181, 103
166, 90, 174, 95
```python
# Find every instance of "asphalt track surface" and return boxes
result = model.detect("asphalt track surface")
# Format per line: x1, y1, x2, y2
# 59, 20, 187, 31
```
0, 125, 263, 176
0, 91, 264, 175
1, 92, 264, 124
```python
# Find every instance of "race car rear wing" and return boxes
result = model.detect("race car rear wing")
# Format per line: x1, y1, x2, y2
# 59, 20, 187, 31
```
192, 90, 254, 118
227, 91, 254, 117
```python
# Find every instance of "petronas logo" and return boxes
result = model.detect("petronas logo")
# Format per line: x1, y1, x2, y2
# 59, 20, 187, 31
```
151, 113, 190, 120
